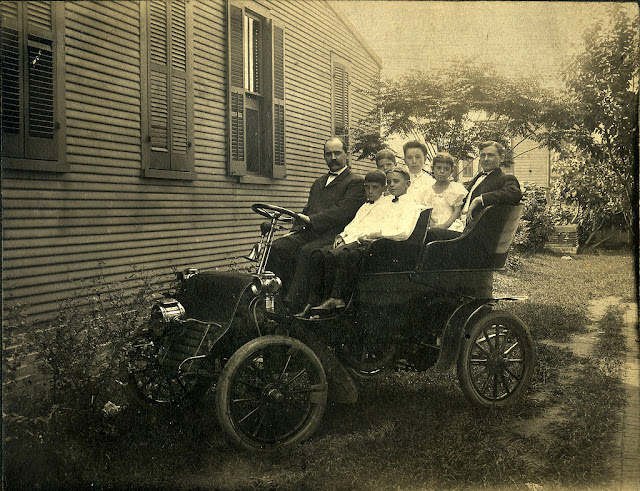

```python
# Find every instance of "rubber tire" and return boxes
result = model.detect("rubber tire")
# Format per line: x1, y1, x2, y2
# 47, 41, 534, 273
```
125, 331, 212, 408
216, 335, 327, 450
457, 311, 535, 408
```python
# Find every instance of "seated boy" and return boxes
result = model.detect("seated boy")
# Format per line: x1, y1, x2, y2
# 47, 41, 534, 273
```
297, 170, 387, 316
309, 166, 422, 314
335, 170, 388, 246
402, 140, 435, 206
375, 148, 397, 174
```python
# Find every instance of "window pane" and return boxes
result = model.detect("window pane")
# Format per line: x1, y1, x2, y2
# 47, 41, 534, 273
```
246, 106, 260, 172
463, 161, 473, 177
244, 15, 260, 93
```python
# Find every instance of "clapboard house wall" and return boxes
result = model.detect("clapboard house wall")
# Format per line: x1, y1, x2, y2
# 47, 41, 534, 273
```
511, 137, 551, 187
1, 0, 381, 321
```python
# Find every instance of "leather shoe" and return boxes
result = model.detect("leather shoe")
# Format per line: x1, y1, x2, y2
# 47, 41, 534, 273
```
311, 297, 346, 313
294, 304, 313, 318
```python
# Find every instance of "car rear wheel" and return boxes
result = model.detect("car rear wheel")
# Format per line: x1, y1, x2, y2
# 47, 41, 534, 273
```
457, 311, 534, 408
216, 335, 327, 450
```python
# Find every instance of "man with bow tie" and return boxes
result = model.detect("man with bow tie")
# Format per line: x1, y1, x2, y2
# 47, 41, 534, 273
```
462, 141, 522, 223
425, 141, 522, 242
267, 137, 365, 311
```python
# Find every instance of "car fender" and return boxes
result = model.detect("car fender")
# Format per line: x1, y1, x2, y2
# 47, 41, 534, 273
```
434, 299, 493, 371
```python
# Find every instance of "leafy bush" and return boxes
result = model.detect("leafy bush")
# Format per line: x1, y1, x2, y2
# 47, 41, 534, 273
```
551, 148, 631, 247
2, 267, 163, 487
512, 182, 555, 253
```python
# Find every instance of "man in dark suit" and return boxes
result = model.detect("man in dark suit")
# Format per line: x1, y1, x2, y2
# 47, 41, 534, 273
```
267, 137, 365, 311
426, 140, 522, 241
462, 140, 522, 222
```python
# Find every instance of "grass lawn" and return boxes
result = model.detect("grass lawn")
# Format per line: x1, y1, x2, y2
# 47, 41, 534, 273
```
4, 251, 636, 490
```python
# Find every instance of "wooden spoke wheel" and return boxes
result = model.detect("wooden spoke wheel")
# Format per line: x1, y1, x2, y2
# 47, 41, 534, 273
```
457, 311, 535, 408
216, 335, 327, 450
126, 331, 212, 406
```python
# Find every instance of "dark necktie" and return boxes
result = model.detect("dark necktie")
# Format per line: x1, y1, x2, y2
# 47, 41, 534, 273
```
328, 172, 339, 176
392, 196, 399, 203
366, 200, 375, 204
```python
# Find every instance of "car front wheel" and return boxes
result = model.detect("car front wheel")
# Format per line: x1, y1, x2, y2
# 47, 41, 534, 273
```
216, 335, 327, 450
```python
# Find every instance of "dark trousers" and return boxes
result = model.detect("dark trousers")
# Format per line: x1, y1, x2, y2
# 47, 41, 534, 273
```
307, 242, 366, 305
328, 242, 366, 299
267, 231, 333, 309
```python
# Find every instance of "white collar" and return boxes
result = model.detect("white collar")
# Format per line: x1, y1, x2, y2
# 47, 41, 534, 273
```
328, 165, 348, 176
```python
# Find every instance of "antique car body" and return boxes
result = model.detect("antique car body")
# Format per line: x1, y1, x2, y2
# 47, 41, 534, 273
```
127, 203, 535, 450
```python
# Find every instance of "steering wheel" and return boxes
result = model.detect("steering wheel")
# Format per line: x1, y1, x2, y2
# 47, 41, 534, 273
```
251, 203, 303, 224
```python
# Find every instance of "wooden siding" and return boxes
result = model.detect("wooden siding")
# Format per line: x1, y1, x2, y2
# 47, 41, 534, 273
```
511, 137, 550, 187
1, 0, 381, 321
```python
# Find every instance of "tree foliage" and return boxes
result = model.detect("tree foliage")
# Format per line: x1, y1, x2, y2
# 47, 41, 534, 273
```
552, 5, 638, 239
353, 62, 568, 164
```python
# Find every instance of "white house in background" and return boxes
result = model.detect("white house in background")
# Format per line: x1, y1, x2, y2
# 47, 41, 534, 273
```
456, 137, 556, 187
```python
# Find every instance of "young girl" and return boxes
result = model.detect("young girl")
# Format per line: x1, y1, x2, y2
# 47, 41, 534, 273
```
425, 152, 467, 231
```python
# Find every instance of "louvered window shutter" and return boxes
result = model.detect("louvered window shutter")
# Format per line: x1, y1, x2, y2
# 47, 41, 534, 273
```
146, 0, 192, 172
1, 1, 22, 158
1, 1, 57, 161
168, 0, 190, 171
25, 1, 56, 160
148, 1, 170, 170
271, 22, 286, 179
228, 3, 246, 176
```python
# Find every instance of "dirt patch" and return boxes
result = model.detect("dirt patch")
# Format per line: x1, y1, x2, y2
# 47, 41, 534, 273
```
589, 296, 624, 321
540, 296, 623, 358
514, 296, 625, 441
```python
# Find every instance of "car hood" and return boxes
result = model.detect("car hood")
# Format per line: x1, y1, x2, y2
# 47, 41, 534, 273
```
175, 271, 254, 326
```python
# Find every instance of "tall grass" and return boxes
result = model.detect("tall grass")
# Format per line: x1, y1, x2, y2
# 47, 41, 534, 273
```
2, 252, 635, 489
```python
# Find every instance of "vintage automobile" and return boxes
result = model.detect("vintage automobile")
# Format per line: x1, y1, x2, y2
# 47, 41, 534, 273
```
126, 203, 535, 450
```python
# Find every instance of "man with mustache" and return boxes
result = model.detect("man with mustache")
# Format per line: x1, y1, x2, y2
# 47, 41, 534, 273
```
267, 137, 365, 312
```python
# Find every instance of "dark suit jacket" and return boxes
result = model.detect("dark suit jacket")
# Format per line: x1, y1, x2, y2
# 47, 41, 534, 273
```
462, 168, 522, 209
299, 167, 365, 240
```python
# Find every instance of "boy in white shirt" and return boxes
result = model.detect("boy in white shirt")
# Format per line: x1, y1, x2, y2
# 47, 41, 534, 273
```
297, 170, 387, 316
309, 167, 422, 314
335, 170, 387, 246
402, 140, 435, 206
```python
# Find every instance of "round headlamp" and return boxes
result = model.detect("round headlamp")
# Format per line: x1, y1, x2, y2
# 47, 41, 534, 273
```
250, 274, 282, 295
151, 298, 185, 323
